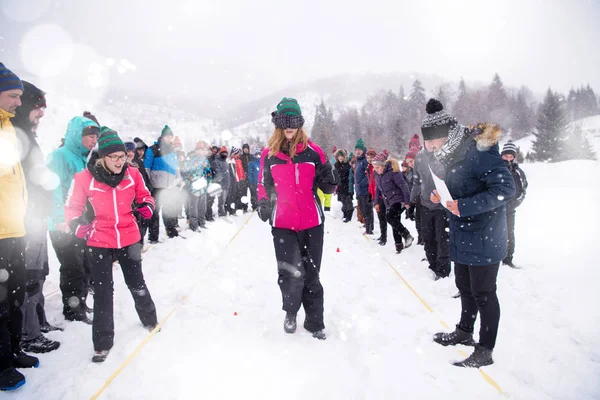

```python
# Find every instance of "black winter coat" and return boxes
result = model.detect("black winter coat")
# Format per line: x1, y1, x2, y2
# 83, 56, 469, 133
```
444, 124, 516, 266
334, 161, 352, 196
506, 162, 527, 209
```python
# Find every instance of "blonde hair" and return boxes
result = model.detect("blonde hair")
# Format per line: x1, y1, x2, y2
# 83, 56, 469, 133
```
267, 128, 309, 159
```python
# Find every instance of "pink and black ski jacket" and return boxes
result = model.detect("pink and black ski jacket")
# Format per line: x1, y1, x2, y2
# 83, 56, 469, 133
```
258, 141, 335, 232
65, 166, 154, 249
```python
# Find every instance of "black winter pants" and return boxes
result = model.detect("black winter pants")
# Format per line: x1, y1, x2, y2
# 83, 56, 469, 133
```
88, 244, 157, 351
357, 194, 374, 234
415, 200, 422, 240
149, 188, 179, 241
249, 184, 258, 211
338, 193, 354, 221
272, 224, 325, 332
376, 200, 387, 239
218, 188, 229, 217
420, 207, 450, 278
0, 238, 26, 370
236, 180, 249, 211
455, 263, 500, 350
385, 203, 409, 246
504, 208, 516, 263
135, 211, 149, 246
206, 194, 216, 220
50, 231, 89, 319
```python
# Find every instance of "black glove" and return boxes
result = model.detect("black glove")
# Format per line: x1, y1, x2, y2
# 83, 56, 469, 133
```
257, 199, 272, 222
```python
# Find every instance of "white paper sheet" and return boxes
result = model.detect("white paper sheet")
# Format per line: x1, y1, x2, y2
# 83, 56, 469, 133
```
429, 166, 453, 209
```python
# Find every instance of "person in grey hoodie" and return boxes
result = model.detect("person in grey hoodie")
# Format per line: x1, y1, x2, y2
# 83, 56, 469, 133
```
410, 147, 451, 280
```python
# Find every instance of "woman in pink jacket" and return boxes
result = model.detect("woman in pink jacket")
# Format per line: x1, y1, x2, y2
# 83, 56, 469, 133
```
65, 129, 158, 362
257, 98, 338, 340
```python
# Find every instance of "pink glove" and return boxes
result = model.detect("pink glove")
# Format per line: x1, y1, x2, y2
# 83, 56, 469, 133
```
74, 224, 92, 239
137, 205, 153, 220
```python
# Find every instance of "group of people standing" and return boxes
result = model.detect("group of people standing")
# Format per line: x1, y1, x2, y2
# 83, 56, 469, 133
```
256, 96, 528, 370
0, 58, 531, 392
0, 63, 264, 391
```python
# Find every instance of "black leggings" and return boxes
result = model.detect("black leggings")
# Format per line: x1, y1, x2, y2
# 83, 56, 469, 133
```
455, 263, 500, 350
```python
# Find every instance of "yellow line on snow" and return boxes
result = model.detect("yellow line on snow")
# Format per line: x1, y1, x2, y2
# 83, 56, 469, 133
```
363, 235, 503, 394
90, 212, 254, 400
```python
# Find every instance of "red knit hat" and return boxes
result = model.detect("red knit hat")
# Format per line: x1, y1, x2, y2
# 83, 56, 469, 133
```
405, 147, 419, 160
366, 148, 377, 157
371, 152, 388, 166
220, 145, 228, 153
195, 141, 206, 150
332, 145, 337, 153
409, 134, 422, 150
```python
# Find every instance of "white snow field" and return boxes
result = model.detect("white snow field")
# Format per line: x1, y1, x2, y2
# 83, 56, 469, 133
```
11, 160, 600, 400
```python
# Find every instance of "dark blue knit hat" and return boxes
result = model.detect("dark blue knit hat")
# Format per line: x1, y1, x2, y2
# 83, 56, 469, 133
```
0, 63, 24, 93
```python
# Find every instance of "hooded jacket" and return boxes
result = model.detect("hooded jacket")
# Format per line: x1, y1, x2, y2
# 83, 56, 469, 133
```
334, 156, 352, 196
0, 108, 28, 239
374, 159, 411, 209
443, 124, 516, 266
47, 116, 99, 231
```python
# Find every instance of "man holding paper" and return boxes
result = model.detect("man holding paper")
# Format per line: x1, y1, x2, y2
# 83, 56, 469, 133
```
421, 99, 515, 369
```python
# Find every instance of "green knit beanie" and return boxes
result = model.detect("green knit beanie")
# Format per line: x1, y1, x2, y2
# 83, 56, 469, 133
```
276, 98, 302, 116
354, 138, 366, 152
98, 127, 126, 158
161, 125, 174, 137
271, 98, 305, 129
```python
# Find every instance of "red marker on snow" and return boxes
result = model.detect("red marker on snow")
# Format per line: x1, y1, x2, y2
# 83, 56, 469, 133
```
336, 248, 340, 253
234, 312, 238, 316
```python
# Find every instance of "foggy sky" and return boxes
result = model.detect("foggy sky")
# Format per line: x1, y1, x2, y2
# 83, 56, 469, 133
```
2, 0, 599, 104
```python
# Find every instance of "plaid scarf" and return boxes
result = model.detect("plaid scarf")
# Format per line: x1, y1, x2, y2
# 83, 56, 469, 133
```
433, 123, 470, 166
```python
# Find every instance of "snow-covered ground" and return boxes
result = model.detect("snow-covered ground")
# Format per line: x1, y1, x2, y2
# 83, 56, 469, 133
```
11, 160, 600, 400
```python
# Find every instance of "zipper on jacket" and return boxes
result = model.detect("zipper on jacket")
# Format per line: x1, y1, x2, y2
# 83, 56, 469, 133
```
295, 164, 299, 185
112, 188, 121, 248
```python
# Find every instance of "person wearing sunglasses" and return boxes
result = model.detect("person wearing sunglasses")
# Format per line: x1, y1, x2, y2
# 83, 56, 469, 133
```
64, 128, 158, 363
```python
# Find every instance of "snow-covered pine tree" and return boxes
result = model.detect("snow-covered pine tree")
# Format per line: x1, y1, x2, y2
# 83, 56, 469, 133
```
453, 78, 471, 124
511, 87, 535, 140
564, 124, 597, 160
407, 79, 427, 134
531, 89, 568, 162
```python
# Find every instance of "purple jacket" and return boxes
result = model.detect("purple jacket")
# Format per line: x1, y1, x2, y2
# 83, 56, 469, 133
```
375, 159, 411, 209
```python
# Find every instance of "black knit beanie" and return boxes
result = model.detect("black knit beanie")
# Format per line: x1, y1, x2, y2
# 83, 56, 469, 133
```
421, 99, 457, 140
